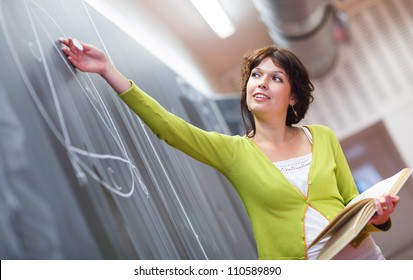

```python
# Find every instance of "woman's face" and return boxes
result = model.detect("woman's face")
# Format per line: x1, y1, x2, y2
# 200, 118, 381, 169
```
246, 57, 294, 121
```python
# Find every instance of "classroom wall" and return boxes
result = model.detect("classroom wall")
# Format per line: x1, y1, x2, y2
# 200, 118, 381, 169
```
303, 0, 413, 176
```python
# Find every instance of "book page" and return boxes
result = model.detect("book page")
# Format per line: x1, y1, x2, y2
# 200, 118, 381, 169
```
347, 169, 410, 207
316, 202, 377, 260
308, 200, 368, 248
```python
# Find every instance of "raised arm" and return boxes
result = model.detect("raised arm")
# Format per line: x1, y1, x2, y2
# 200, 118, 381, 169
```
59, 37, 238, 174
60, 37, 130, 93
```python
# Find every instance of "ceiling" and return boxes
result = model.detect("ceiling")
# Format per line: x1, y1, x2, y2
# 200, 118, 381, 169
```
138, 0, 273, 93
88, 0, 359, 94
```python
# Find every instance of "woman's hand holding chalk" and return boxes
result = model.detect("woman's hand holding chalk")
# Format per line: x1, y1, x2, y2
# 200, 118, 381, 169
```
73, 39, 84, 52
60, 37, 113, 77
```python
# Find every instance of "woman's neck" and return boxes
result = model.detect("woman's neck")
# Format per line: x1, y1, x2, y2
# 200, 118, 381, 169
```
253, 121, 297, 145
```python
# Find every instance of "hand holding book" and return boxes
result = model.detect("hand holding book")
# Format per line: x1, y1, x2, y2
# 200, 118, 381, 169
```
309, 168, 412, 260
369, 193, 400, 226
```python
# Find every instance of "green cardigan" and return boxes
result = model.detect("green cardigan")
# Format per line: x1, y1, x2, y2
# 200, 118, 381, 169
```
119, 81, 385, 260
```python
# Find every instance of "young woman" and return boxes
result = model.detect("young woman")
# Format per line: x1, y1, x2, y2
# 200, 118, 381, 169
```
60, 38, 399, 260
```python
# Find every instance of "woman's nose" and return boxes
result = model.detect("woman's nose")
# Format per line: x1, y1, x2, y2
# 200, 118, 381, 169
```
258, 81, 268, 89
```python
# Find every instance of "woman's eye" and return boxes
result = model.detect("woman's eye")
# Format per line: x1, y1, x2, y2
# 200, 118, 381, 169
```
251, 72, 260, 78
273, 76, 282, 82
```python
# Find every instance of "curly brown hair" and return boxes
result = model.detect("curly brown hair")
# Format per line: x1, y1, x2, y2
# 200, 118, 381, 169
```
240, 45, 314, 137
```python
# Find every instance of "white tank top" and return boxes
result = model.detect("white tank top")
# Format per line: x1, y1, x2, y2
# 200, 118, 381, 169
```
274, 127, 329, 259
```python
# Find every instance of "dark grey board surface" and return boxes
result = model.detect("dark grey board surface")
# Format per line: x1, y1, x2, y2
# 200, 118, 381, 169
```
0, 0, 255, 259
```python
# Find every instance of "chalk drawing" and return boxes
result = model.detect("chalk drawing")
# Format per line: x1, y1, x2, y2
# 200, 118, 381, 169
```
0, 0, 208, 259
0, 0, 147, 198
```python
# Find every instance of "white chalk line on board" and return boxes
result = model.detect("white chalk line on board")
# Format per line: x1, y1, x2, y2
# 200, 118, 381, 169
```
26, 0, 139, 196
1, 0, 206, 258
30, 0, 149, 197
0, 0, 148, 198
82, 0, 208, 259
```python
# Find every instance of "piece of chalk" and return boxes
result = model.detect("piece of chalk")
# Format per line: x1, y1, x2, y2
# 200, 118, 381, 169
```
73, 39, 83, 52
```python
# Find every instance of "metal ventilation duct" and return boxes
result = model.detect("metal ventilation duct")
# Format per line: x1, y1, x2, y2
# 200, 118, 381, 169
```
252, 0, 337, 78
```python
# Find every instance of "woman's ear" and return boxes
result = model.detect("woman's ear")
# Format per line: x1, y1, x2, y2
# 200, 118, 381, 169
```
289, 94, 297, 106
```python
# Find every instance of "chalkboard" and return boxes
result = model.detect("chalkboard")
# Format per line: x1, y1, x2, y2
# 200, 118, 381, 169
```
0, 0, 255, 259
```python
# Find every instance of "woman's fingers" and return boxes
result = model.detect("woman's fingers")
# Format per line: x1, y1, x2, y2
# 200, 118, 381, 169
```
59, 37, 108, 74
67, 37, 80, 56
374, 194, 400, 215
60, 38, 85, 68
374, 198, 384, 215
370, 195, 400, 226
392, 195, 400, 208
380, 195, 390, 212
60, 37, 80, 56
72, 39, 84, 52
59, 37, 69, 46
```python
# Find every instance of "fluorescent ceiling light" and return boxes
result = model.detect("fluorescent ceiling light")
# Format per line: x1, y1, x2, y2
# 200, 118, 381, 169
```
190, 0, 235, 39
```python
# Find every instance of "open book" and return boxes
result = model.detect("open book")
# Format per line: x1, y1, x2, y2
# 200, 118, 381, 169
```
309, 167, 413, 260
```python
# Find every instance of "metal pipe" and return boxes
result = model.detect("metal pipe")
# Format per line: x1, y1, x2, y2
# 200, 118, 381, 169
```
252, 0, 337, 78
